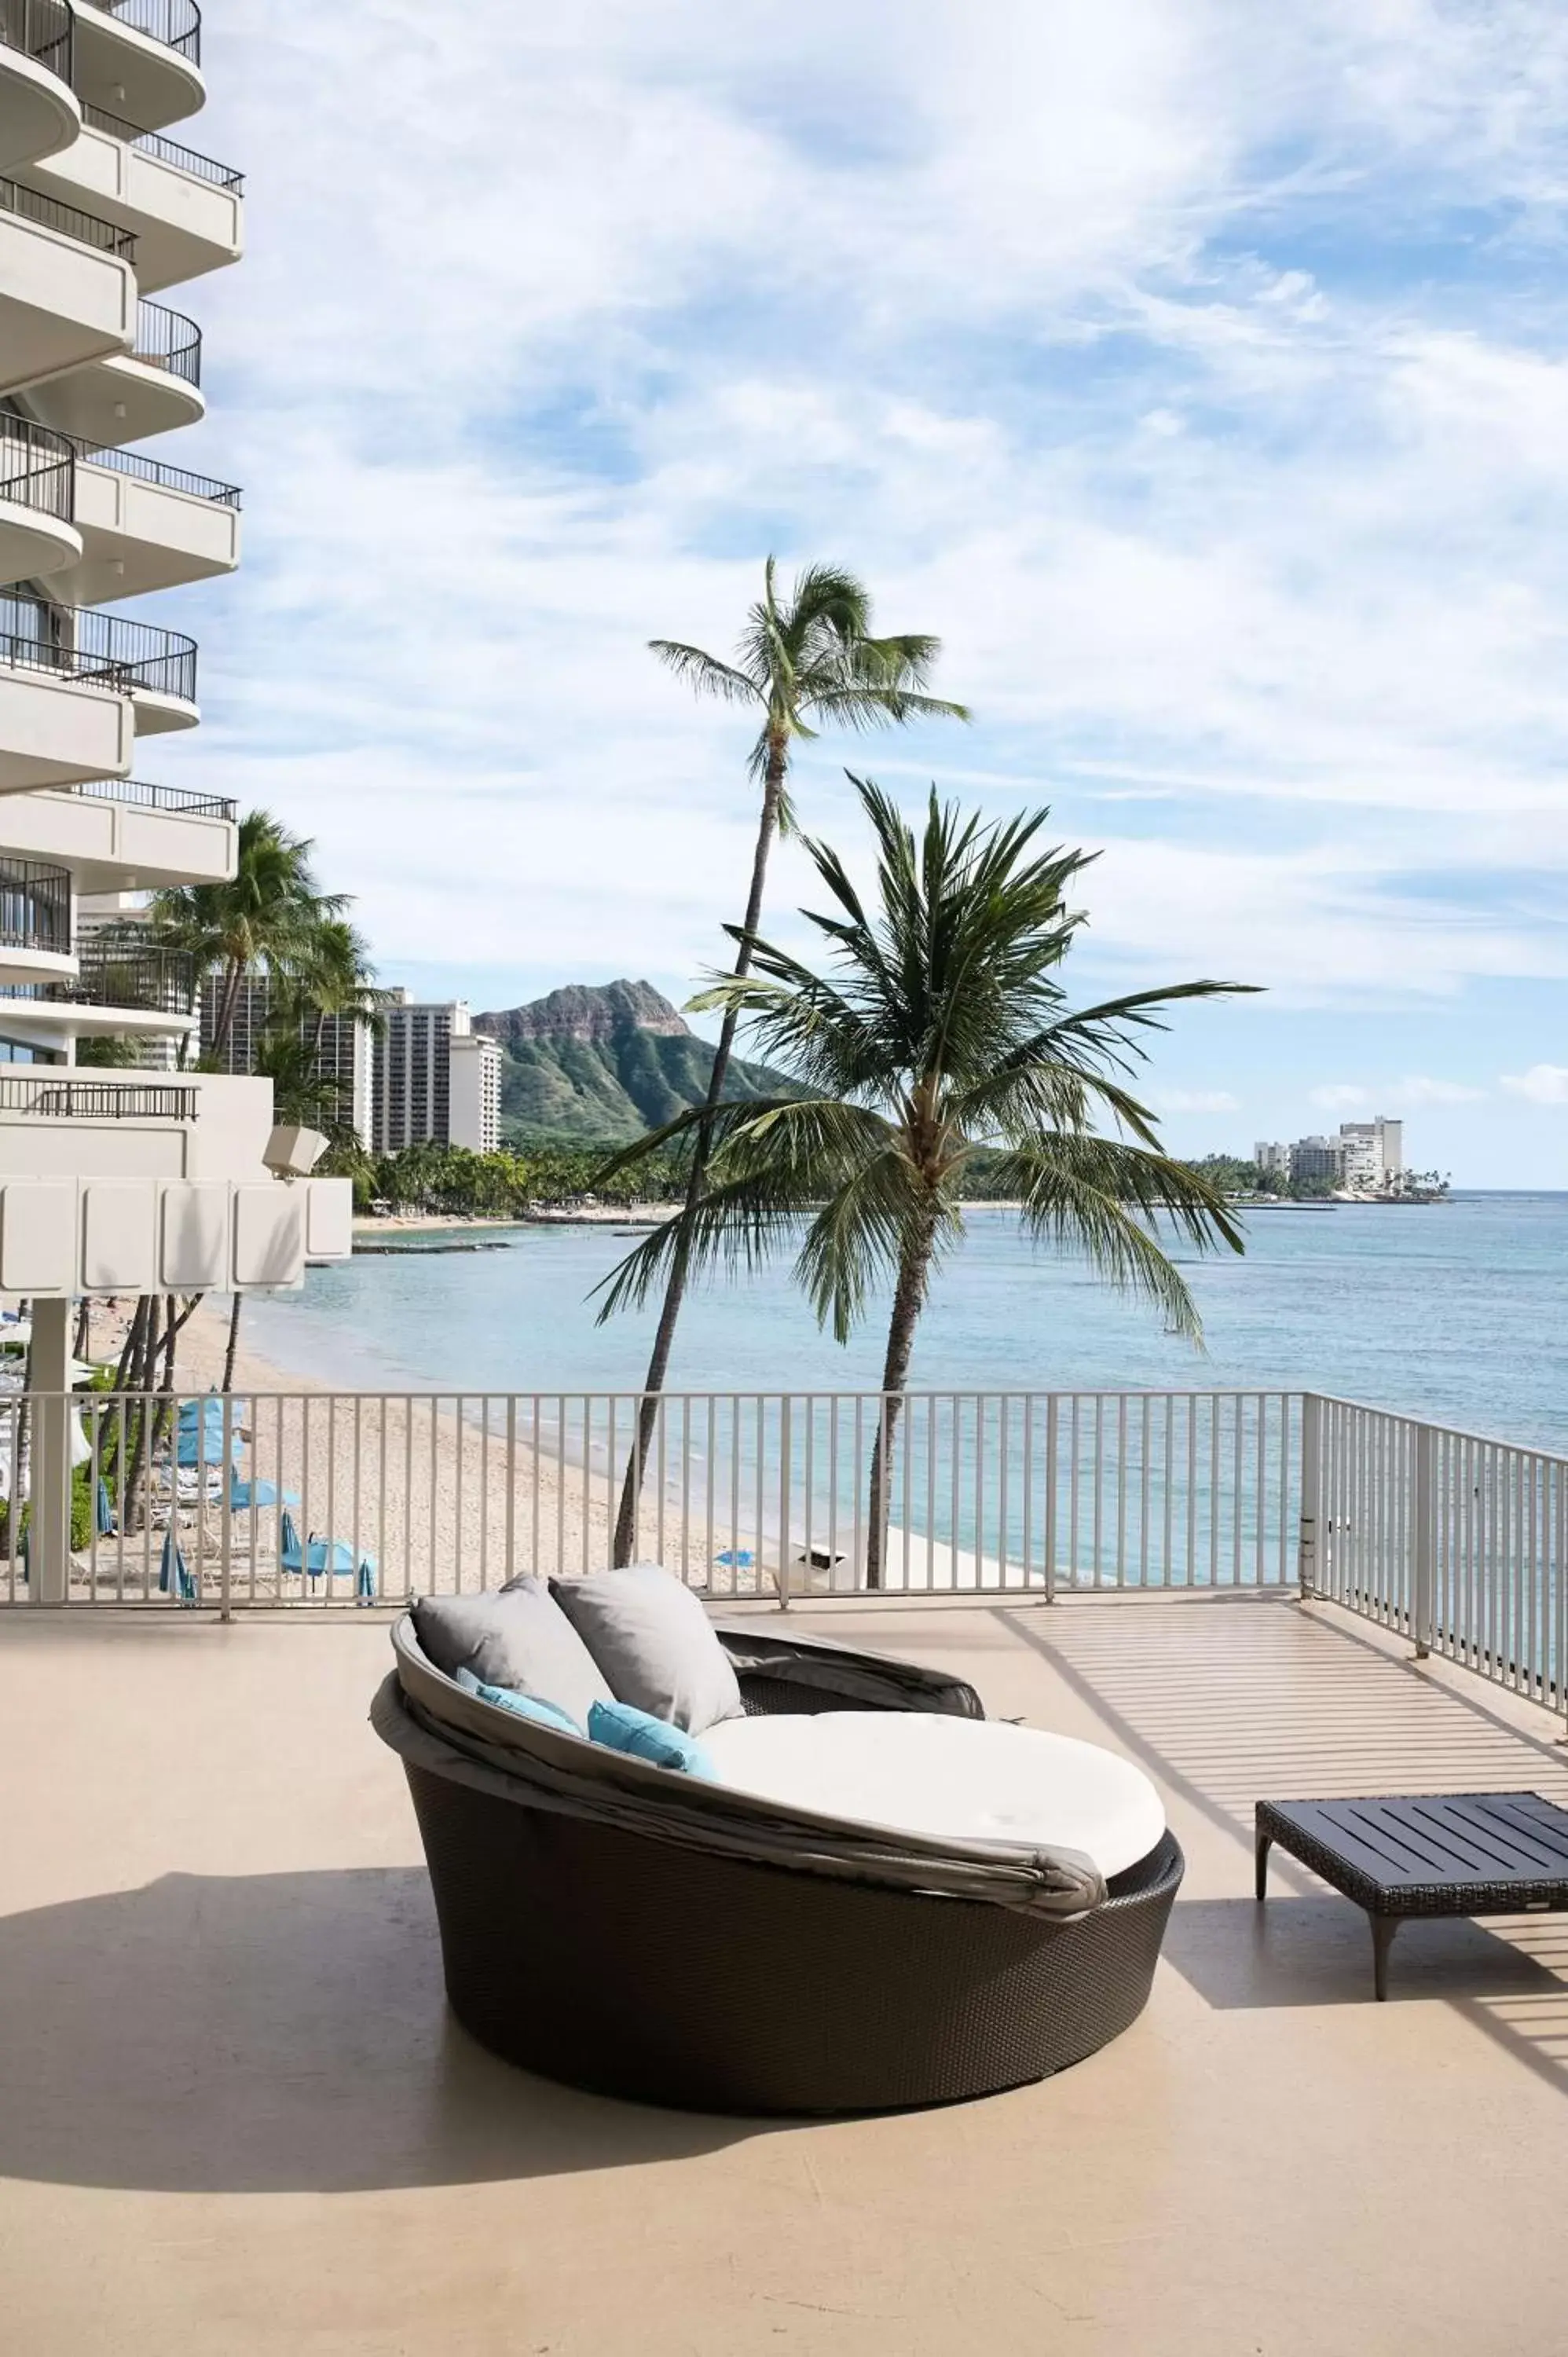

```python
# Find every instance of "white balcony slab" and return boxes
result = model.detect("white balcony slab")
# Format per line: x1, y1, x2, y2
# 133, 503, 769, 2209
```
68, 2, 204, 137
54, 457, 238, 603
0, 940, 73, 987
0, 42, 79, 176
128, 680, 197, 736
0, 1173, 353, 1294
22, 120, 240, 291
0, 665, 132, 792
0, 208, 134, 396
0, 486, 82, 588
22, 346, 203, 444
0, 784, 234, 887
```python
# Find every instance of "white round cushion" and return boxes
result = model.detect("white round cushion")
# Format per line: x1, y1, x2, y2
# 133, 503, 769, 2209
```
701, 1711, 1165, 1879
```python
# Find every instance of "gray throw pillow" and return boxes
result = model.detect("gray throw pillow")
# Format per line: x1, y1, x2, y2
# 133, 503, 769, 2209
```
411, 1582, 613, 1728
551, 1563, 743, 1734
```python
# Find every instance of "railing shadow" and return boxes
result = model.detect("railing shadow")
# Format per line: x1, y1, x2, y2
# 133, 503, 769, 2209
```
0, 1868, 755, 2194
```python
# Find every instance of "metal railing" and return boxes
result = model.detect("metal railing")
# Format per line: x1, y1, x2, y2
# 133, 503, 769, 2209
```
0, 944, 194, 1012
0, 172, 136, 258
0, 1074, 196, 1116
79, 100, 241, 189
133, 297, 200, 385
1306, 1395, 1568, 1718
0, 858, 70, 953
0, 594, 196, 701
73, 437, 240, 507
3, 1384, 1561, 1729
0, 415, 74, 521
58, 774, 235, 819
0, 0, 72, 81
93, 0, 200, 64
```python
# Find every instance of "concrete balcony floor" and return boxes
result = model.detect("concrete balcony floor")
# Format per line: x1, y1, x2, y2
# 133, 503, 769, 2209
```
2, 1591, 1567, 2357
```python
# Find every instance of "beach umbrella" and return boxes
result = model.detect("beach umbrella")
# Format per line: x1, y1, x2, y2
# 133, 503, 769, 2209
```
714, 1549, 755, 1569
278, 1507, 302, 1568
159, 1528, 196, 1605
95, 1479, 113, 1537
356, 1557, 376, 1604
229, 1478, 300, 1510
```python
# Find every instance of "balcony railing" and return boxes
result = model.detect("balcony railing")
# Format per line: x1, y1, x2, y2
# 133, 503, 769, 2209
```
133, 296, 200, 385
72, 437, 240, 507
0, 592, 196, 700
0, 414, 74, 521
79, 98, 241, 190
60, 774, 235, 819
0, 1073, 196, 1116
2, 944, 196, 1012
94, 0, 200, 65
0, 0, 72, 82
0, 172, 136, 257
0, 856, 70, 953
5, 1384, 1563, 1733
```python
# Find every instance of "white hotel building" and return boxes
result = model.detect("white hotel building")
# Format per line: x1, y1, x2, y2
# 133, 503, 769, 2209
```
0, 1, 350, 1591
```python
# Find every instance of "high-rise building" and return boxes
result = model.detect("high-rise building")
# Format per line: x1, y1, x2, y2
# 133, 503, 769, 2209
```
372, 993, 501, 1154
1339, 1118, 1403, 1186
199, 970, 376, 1146
0, 6, 350, 1590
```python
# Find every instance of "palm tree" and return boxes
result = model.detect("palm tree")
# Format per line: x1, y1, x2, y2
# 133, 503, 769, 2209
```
287, 917, 384, 1058
145, 810, 341, 1064
596, 776, 1256, 1585
610, 558, 971, 1562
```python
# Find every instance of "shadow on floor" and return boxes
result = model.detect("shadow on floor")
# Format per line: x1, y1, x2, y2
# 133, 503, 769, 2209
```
0, 1868, 757, 2194
1167, 1893, 1568, 2010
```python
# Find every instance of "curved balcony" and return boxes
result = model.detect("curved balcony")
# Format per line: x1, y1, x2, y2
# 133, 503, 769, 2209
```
69, 0, 203, 138
0, 412, 82, 585
20, 293, 203, 441
0, 852, 72, 983
0, 0, 80, 172
0, 940, 197, 1038
0, 591, 196, 729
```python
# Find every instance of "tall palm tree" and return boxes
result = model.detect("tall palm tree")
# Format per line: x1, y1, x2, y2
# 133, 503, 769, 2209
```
610, 558, 970, 1562
597, 776, 1256, 1585
145, 810, 341, 1064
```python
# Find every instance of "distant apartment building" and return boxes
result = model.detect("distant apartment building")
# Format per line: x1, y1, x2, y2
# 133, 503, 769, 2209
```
372, 994, 501, 1155
199, 972, 375, 1146
1254, 1118, 1405, 1189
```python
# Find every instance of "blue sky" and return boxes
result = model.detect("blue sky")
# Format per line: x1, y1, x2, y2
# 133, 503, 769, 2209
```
149, 1, 1568, 1182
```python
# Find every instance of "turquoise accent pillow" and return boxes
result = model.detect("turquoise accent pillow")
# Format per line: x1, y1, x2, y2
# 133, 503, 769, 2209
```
452, 1664, 582, 1736
588, 1699, 717, 1777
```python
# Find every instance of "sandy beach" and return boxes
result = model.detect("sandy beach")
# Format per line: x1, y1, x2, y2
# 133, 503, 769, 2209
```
63, 1295, 761, 1609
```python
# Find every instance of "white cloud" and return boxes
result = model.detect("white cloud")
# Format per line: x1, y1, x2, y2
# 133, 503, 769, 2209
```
144, 0, 1568, 1024
1310, 1084, 1372, 1111
1501, 1065, 1568, 1105
1155, 1088, 1241, 1113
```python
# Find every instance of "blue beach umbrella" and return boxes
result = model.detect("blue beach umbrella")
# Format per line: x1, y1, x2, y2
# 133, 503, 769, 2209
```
229, 1478, 300, 1510
278, 1507, 302, 1565
159, 1528, 196, 1604
95, 1479, 113, 1537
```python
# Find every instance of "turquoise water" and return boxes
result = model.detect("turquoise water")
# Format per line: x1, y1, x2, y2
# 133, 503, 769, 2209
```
244, 1193, 1568, 1454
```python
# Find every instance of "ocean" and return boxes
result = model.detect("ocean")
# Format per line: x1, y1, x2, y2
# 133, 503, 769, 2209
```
244, 1192, 1568, 1456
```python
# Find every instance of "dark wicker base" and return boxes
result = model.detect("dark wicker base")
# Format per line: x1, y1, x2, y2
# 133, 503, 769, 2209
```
401, 1763, 1182, 2116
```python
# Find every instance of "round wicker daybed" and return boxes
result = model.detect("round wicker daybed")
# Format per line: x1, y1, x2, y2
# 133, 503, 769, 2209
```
373, 1612, 1183, 2116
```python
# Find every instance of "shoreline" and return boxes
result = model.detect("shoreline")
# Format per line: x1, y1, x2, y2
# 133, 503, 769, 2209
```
354, 1206, 678, 1233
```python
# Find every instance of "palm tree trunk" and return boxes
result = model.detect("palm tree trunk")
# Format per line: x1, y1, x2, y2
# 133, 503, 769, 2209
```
211, 956, 244, 1061
865, 1215, 937, 1591
222, 1292, 244, 1392
613, 736, 788, 1565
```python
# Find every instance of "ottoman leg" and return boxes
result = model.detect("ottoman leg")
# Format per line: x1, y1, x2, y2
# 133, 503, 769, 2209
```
1370, 1914, 1398, 2001
1255, 1829, 1273, 1902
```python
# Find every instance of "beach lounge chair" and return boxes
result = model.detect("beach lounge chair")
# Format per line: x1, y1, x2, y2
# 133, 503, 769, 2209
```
279, 1510, 376, 1599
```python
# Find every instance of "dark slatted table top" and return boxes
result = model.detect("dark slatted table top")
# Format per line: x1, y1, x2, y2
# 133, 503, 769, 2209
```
1256, 1792, 1568, 1915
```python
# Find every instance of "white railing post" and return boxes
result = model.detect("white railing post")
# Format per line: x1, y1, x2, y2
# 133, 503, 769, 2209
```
1298, 1392, 1321, 1600
1043, 1394, 1059, 1604
776, 1395, 792, 1613
29, 1301, 73, 1606
1412, 1420, 1434, 1659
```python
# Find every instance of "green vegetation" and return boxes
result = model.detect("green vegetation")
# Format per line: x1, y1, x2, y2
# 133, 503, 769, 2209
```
355, 1139, 687, 1217
597, 775, 1252, 1583
495, 1023, 782, 1145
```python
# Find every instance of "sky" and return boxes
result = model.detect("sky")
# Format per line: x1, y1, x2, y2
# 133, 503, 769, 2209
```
148, 1, 1568, 1185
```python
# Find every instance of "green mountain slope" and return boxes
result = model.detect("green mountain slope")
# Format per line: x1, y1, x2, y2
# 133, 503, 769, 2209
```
475, 981, 786, 1146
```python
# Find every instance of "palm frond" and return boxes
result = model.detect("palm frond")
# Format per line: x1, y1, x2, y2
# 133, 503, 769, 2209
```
648, 640, 760, 706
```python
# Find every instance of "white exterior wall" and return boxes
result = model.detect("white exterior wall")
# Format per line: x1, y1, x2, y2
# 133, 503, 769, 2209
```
449, 1033, 500, 1153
